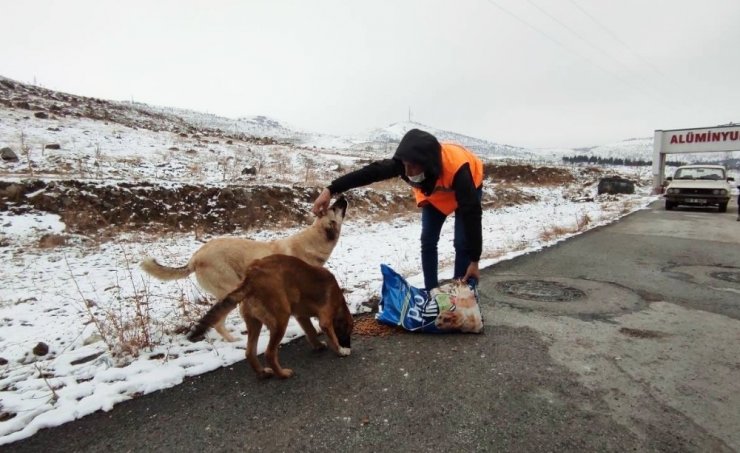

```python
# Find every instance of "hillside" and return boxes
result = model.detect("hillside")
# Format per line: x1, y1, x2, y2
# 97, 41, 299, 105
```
5, 74, 714, 167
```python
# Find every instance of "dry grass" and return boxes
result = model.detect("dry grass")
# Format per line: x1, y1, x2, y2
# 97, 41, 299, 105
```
576, 212, 592, 231
619, 200, 635, 215
65, 247, 163, 361
37, 233, 67, 248
539, 224, 573, 242
187, 162, 203, 176
541, 212, 593, 242
510, 241, 530, 253
168, 288, 212, 336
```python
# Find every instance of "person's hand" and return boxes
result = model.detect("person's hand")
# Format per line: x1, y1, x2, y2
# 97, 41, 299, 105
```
312, 188, 332, 217
461, 261, 480, 284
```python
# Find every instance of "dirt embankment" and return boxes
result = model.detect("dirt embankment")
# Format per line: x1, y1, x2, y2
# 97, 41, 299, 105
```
485, 163, 577, 185
0, 180, 418, 238
0, 164, 591, 241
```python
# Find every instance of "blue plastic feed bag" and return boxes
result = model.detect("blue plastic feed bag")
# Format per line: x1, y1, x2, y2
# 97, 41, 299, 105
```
376, 264, 483, 333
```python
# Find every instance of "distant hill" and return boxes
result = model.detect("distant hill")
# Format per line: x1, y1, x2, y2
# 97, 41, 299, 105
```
1, 74, 736, 167
540, 138, 654, 164
344, 121, 533, 160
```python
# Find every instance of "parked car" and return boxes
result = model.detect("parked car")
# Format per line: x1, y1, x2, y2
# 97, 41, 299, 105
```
597, 177, 635, 195
663, 164, 734, 212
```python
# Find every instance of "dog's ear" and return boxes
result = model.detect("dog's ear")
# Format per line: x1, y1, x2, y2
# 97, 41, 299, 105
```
324, 220, 338, 242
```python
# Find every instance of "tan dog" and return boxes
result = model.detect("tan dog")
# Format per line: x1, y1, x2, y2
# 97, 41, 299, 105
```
187, 254, 354, 379
141, 197, 348, 342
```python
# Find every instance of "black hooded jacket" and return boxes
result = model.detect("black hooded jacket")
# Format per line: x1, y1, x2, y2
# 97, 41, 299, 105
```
326, 129, 482, 262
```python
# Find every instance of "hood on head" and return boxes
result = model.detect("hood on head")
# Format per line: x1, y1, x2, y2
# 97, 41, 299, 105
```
392, 129, 441, 194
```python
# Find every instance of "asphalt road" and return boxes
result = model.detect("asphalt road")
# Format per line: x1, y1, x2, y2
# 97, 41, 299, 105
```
5, 199, 740, 452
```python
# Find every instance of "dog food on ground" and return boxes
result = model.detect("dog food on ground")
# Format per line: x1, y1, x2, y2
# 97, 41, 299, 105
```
353, 315, 397, 336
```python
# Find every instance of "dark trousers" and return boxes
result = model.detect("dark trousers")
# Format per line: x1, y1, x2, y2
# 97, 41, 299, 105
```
419, 190, 482, 290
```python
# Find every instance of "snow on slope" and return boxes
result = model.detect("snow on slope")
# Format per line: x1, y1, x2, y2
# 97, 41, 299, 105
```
13, 74, 731, 165
357, 121, 533, 159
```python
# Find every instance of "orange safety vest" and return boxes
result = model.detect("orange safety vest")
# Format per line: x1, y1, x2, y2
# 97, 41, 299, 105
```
411, 143, 483, 215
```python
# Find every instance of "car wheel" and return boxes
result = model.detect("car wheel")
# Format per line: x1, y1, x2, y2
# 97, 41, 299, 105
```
665, 201, 674, 210
718, 202, 728, 213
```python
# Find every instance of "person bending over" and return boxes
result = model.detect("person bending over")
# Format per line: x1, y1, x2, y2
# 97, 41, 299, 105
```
312, 129, 483, 290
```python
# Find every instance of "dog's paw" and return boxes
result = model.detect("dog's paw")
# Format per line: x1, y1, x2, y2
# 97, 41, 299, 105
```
338, 347, 351, 357
257, 367, 275, 379
276, 368, 294, 379
312, 341, 328, 352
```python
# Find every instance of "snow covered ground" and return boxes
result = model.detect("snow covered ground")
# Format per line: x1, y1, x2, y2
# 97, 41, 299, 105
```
0, 78, 663, 444
0, 177, 657, 444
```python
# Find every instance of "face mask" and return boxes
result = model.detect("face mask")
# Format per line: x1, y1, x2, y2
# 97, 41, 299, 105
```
408, 172, 425, 184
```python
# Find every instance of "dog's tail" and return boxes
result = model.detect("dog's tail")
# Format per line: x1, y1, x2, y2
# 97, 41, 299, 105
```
187, 295, 240, 342
140, 257, 192, 281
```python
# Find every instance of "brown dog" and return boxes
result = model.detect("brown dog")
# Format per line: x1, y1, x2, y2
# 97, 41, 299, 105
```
188, 254, 354, 379
141, 197, 348, 342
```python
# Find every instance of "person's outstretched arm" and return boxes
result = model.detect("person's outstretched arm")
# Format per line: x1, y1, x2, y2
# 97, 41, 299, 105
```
312, 159, 403, 215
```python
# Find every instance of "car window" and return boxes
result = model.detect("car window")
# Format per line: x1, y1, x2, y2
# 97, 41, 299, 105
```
673, 168, 725, 180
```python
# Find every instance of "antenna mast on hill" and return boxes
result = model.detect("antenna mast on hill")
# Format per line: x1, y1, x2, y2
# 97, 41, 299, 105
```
408, 107, 412, 123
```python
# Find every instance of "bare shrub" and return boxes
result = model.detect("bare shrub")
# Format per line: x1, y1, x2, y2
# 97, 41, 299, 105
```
253, 153, 265, 175
66, 248, 160, 361
76, 157, 85, 178
187, 162, 203, 177
34, 363, 59, 403
510, 241, 530, 252
219, 155, 233, 181
20, 130, 33, 176
302, 156, 317, 184
482, 248, 507, 261
38, 233, 67, 248
273, 152, 291, 179
576, 213, 592, 231
619, 200, 635, 215
94, 144, 102, 179
539, 224, 573, 242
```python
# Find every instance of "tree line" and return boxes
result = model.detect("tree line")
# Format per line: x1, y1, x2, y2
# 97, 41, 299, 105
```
561, 155, 687, 166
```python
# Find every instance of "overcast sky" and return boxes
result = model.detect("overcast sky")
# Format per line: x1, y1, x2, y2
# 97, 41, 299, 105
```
3, 0, 740, 148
